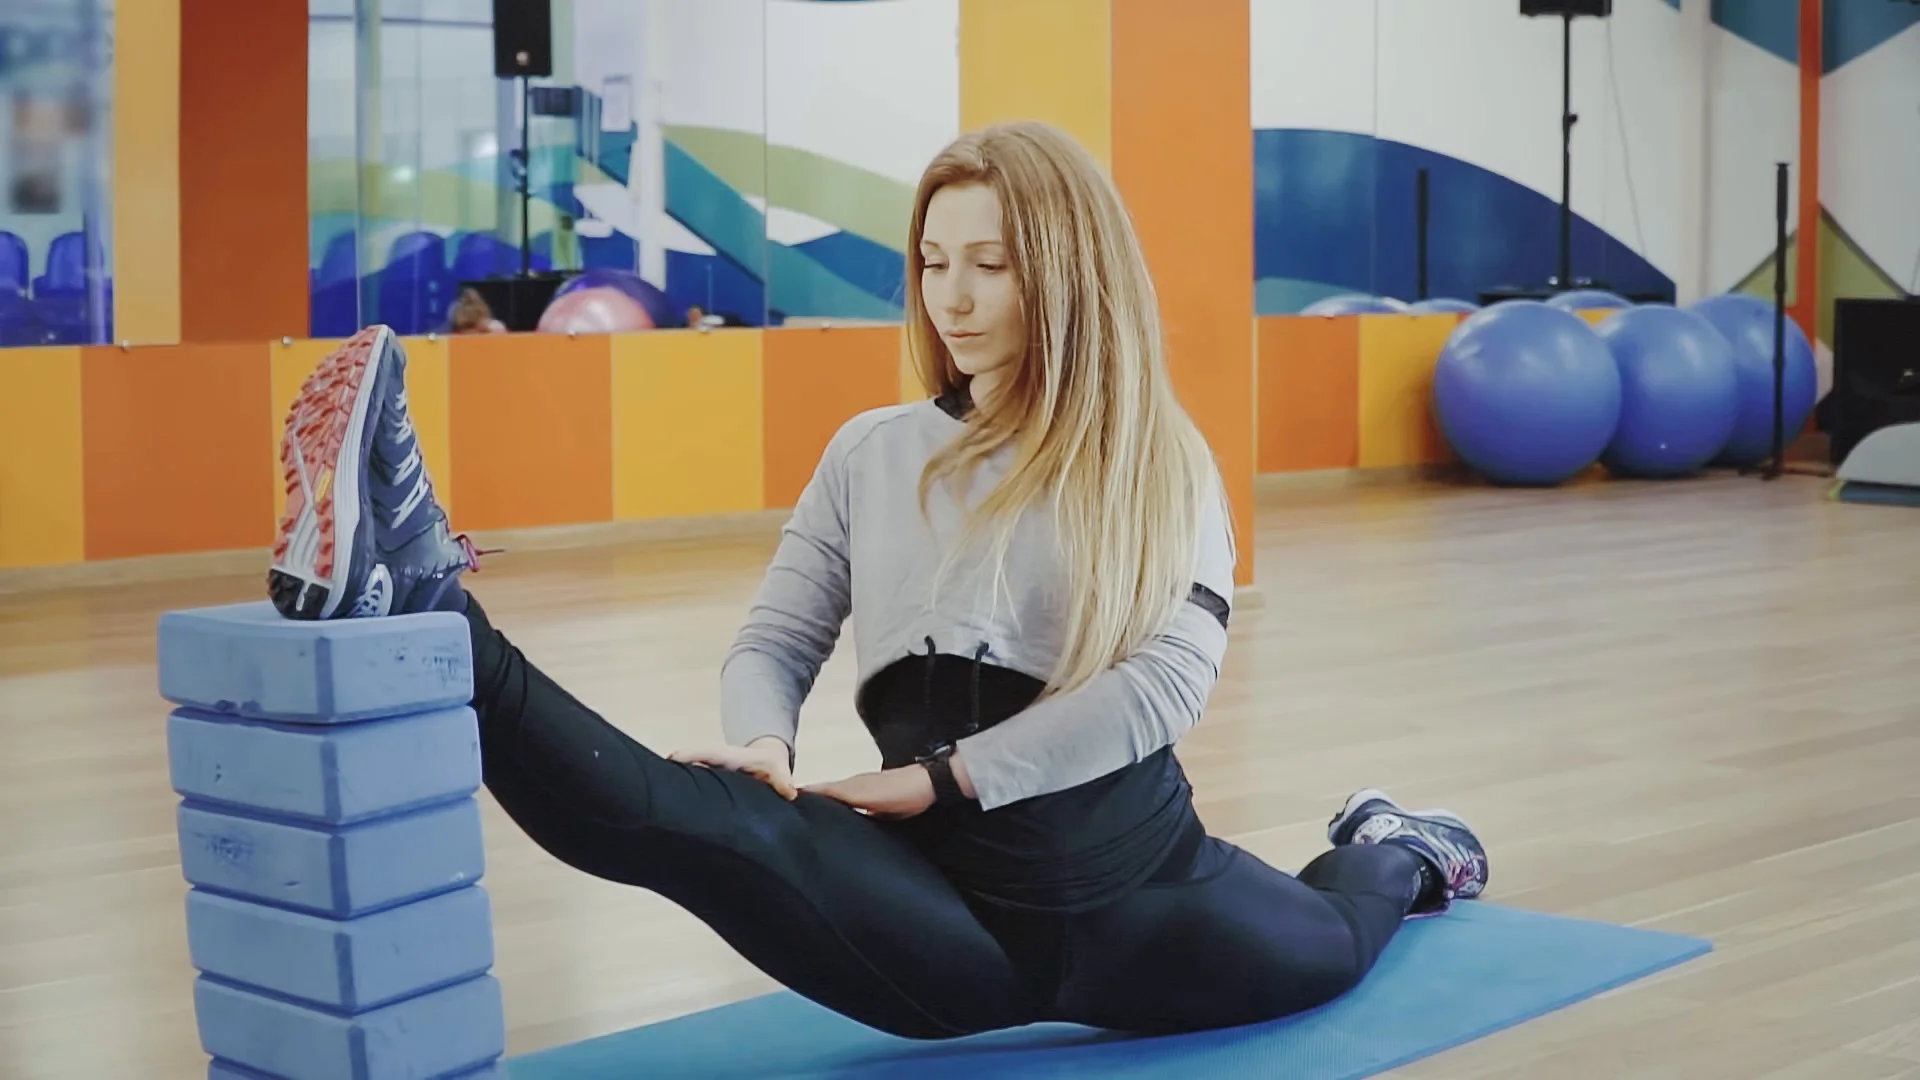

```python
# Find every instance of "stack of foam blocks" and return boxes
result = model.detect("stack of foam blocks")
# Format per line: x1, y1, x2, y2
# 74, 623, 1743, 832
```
158, 600, 504, 1080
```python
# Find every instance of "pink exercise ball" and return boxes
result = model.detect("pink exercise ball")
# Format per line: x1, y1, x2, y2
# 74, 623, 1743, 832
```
536, 287, 658, 334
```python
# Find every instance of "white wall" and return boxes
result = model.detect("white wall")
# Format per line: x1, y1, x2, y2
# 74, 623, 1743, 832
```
765, 0, 958, 187
1248, 0, 1807, 305
1701, 23, 1800, 294
1822, 19, 1920, 293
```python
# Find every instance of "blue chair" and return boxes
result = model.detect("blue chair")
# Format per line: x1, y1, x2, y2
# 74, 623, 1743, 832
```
0, 232, 28, 296
310, 232, 361, 337
32, 232, 110, 345
450, 232, 518, 284
377, 231, 452, 336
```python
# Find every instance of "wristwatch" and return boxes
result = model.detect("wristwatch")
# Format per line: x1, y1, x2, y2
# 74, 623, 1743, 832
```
916, 743, 970, 807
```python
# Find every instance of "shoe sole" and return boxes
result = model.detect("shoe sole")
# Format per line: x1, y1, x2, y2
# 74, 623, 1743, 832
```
269, 327, 390, 619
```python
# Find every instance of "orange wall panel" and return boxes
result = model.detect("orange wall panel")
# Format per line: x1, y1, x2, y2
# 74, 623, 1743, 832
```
0, 348, 87, 568
448, 333, 612, 532
1258, 317, 1360, 473
1112, 0, 1255, 584
82, 343, 274, 560
763, 327, 902, 510
179, 1, 308, 341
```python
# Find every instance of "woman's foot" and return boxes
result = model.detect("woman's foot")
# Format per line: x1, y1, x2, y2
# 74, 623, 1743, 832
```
269, 325, 474, 620
1327, 789, 1489, 911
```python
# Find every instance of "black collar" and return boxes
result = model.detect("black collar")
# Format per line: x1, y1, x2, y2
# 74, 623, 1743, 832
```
933, 384, 974, 420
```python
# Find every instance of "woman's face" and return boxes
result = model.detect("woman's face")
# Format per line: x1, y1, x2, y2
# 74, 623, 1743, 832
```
919, 183, 1025, 404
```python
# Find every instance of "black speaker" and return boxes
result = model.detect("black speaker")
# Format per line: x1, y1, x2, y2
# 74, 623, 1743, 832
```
1520, 0, 1612, 15
1827, 297, 1920, 466
493, 0, 552, 78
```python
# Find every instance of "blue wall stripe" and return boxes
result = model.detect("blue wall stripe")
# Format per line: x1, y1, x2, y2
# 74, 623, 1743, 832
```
1825, 0, 1920, 72
1254, 129, 1673, 313
1711, 0, 1796, 65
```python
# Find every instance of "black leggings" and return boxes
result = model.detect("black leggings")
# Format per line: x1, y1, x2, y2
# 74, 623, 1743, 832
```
465, 596, 1423, 1039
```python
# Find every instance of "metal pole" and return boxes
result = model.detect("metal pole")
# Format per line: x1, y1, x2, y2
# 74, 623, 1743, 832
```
1558, 9, 1574, 288
520, 76, 532, 278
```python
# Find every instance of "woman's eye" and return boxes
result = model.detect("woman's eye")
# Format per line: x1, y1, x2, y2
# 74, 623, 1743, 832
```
924, 263, 947, 272
978, 263, 1006, 273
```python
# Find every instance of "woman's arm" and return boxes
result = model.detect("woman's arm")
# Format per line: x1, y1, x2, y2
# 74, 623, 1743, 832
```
719, 417, 874, 757
953, 481, 1237, 810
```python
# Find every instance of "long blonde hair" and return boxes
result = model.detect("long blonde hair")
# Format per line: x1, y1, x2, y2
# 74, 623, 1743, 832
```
906, 121, 1223, 697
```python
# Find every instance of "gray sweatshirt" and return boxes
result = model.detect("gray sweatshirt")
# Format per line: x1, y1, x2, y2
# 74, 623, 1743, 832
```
720, 395, 1236, 810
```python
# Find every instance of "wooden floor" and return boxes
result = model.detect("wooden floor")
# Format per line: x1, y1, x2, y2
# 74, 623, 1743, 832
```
2, 474, 1918, 1079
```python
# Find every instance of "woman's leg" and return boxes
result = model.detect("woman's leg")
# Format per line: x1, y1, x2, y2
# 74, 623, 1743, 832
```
464, 595, 1037, 1040
1052, 838, 1428, 1034
1057, 791, 1490, 1037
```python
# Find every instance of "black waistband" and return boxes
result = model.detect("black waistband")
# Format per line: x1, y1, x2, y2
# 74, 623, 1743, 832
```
859, 647, 1200, 913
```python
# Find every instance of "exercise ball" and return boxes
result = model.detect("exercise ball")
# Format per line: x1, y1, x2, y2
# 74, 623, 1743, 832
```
1431, 301, 1622, 485
1546, 289, 1632, 312
1301, 293, 1407, 316
1593, 305, 1739, 477
1684, 292, 1817, 467
539, 270, 679, 334
1407, 297, 1480, 314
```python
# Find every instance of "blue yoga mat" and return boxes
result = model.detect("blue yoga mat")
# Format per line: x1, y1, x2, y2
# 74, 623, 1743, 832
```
504, 903, 1710, 1079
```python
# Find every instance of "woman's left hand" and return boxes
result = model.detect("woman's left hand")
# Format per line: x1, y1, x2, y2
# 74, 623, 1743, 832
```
804, 766, 936, 819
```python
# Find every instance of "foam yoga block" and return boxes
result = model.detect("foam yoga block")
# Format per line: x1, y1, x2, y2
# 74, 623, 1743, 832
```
168, 706, 482, 824
158, 601, 474, 723
187, 886, 494, 1012
162, 600, 503, 1080
195, 974, 506, 1080
177, 797, 486, 918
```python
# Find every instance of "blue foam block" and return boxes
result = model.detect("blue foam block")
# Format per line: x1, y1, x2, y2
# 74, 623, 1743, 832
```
159, 601, 473, 724
196, 973, 504, 1080
504, 903, 1713, 1080
186, 885, 493, 1012
178, 798, 485, 918
169, 706, 481, 825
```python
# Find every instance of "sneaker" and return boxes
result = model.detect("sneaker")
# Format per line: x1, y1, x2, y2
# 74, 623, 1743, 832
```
1328, 788, 1489, 908
270, 326, 476, 620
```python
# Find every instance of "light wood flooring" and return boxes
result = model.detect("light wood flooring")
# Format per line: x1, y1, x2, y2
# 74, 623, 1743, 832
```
1, 474, 1917, 1079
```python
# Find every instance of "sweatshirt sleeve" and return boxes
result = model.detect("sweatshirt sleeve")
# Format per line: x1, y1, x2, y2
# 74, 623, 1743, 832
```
718, 419, 863, 756
954, 473, 1237, 810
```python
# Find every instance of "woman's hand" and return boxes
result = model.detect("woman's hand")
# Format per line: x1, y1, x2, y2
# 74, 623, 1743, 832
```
668, 737, 797, 800
804, 766, 937, 819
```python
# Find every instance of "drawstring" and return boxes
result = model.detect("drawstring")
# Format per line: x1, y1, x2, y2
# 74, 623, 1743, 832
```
922, 636, 937, 733
967, 642, 989, 734
922, 636, 993, 740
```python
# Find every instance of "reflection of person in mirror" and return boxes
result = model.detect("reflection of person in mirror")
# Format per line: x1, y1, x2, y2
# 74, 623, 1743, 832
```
447, 288, 506, 335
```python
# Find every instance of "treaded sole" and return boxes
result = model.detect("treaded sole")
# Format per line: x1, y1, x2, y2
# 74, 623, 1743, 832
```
268, 327, 389, 619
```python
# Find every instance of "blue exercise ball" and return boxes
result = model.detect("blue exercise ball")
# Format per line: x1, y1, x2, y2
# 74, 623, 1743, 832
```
1685, 293, 1817, 467
1593, 305, 1739, 478
1408, 297, 1480, 314
1432, 301, 1622, 485
1301, 293, 1407, 316
1546, 289, 1632, 312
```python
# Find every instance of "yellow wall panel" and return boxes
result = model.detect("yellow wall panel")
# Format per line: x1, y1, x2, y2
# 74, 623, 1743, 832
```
1358, 314, 1461, 469
0, 349, 86, 568
613, 330, 764, 520
113, 0, 181, 344
959, 0, 1111, 166
1577, 308, 1615, 327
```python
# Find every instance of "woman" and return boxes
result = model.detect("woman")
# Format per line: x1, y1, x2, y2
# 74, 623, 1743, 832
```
267, 121, 1488, 1039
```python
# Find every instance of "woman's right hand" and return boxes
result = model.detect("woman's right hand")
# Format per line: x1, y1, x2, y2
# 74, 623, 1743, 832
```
668, 737, 797, 800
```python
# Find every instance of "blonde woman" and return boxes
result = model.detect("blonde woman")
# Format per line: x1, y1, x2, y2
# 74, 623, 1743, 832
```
267, 121, 1488, 1038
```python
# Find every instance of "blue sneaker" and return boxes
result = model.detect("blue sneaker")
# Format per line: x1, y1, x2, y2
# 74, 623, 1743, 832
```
270, 326, 476, 620
1327, 789, 1488, 910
